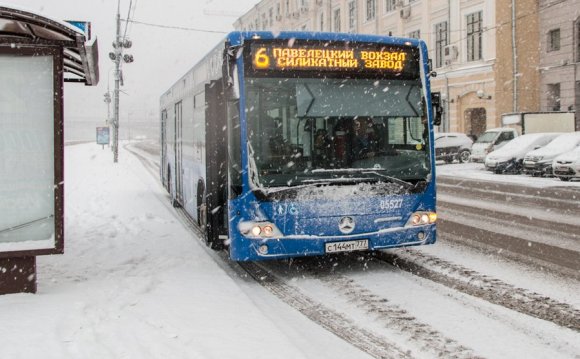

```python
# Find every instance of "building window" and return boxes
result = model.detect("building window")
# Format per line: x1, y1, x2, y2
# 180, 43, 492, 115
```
409, 30, 420, 39
435, 21, 448, 68
348, 1, 357, 32
334, 8, 341, 32
547, 83, 561, 111
269, 8, 273, 26
320, 12, 324, 31
385, 0, 395, 12
466, 11, 483, 61
366, 0, 376, 21
548, 28, 561, 52
286, 0, 290, 15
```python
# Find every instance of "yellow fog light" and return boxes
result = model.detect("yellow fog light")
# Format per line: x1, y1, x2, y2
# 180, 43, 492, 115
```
428, 212, 437, 223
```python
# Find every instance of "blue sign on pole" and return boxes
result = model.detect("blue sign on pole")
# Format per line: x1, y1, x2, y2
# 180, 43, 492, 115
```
65, 21, 91, 40
96, 127, 110, 145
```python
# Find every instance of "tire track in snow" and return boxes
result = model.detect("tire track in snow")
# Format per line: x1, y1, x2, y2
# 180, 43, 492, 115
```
239, 262, 412, 359
377, 249, 580, 332
302, 267, 480, 359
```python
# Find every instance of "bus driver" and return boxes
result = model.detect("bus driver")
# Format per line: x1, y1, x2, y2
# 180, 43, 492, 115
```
352, 118, 378, 160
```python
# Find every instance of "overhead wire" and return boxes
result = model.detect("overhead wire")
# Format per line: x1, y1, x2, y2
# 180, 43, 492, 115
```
121, 18, 229, 34
122, 0, 133, 41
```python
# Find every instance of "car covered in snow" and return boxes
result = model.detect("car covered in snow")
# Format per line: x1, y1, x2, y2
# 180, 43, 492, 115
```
434, 132, 473, 163
552, 146, 580, 181
484, 133, 561, 174
470, 128, 518, 163
523, 132, 580, 176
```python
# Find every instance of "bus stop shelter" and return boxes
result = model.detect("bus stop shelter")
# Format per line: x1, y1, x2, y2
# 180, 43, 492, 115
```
0, 5, 99, 294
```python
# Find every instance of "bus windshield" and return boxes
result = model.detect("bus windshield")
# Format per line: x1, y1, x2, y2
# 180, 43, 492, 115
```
245, 76, 431, 190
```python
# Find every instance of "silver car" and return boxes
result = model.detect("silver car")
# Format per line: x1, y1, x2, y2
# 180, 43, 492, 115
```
484, 133, 561, 174
523, 132, 580, 176
434, 132, 473, 163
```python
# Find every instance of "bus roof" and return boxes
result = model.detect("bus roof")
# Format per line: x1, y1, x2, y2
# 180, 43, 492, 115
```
226, 31, 424, 48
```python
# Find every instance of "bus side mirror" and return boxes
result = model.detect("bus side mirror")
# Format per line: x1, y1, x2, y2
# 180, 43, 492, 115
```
223, 45, 240, 100
431, 92, 442, 126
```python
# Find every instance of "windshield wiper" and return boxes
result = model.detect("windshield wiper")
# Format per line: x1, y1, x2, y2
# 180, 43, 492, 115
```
361, 171, 415, 189
310, 167, 422, 190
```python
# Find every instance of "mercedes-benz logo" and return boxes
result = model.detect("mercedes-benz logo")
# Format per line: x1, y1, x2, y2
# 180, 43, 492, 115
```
338, 216, 355, 234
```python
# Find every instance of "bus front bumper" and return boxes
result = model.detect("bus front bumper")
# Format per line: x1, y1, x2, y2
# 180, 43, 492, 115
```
229, 224, 436, 261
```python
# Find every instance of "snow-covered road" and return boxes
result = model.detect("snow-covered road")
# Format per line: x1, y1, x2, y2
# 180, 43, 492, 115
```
1, 142, 578, 358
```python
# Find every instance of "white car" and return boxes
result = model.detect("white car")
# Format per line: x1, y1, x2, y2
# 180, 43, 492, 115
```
434, 132, 473, 163
484, 133, 561, 174
523, 132, 580, 176
552, 146, 580, 181
470, 128, 518, 162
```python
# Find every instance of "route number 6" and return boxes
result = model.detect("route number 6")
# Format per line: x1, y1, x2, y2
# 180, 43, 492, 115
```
254, 47, 270, 69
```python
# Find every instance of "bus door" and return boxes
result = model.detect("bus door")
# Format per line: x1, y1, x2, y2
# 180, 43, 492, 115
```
204, 80, 227, 248
174, 101, 183, 204
161, 109, 167, 188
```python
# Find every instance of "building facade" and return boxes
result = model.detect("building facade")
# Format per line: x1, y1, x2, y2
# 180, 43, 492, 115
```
234, 0, 541, 136
538, 0, 580, 129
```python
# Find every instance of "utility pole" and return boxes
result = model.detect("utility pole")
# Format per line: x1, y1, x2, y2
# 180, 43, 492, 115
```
113, 0, 121, 162
109, 0, 134, 163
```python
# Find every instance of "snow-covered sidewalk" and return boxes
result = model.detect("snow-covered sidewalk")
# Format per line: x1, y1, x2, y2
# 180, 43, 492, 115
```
0, 143, 369, 359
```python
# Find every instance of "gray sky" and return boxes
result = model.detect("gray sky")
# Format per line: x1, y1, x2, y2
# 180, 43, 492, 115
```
8, 0, 259, 124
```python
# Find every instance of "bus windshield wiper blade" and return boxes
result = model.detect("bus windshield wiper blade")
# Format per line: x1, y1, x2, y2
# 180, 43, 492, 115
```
257, 177, 374, 194
256, 181, 333, 194
301, 177, 370, 184
361, 171, 414, 189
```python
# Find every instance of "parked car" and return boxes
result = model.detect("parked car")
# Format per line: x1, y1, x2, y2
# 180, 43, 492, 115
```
470, 128, 518, 162
484, 133, 561, 174
434, 132, 473, 163
552, 146, 580, 181
523, 132, 580, 176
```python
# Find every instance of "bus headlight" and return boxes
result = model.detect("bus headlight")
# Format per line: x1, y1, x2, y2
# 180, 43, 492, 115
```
406, 212, 437, 227
251, 226, 262, 236
239, 221, 283, 238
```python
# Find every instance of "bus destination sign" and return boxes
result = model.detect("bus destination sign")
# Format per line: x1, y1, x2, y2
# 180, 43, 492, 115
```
250, 42, 419, 75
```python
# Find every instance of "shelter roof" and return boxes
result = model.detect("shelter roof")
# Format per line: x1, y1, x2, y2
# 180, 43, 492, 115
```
0, 4, 99, 85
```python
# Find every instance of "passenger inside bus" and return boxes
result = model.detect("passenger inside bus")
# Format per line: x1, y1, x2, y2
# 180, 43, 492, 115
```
314, 129, 332, 167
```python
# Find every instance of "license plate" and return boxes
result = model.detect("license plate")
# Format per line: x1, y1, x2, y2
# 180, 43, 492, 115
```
325, 239, 369, 253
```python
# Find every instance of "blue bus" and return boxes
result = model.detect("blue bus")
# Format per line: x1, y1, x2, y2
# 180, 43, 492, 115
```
160, 31, 441, 261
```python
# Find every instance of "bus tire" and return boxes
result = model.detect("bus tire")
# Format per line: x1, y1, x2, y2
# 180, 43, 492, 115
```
198, 184, 223, 250
201, 203, 223, 250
